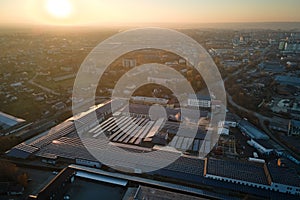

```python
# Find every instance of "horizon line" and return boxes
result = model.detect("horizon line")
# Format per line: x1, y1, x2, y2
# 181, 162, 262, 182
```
1, 21, 300, 30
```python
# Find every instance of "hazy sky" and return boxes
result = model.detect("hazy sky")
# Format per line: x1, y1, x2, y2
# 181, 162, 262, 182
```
0, 0, 300, 26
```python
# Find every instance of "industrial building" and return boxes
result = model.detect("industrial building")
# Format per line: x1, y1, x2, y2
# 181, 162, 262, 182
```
187, 94, 211, 108
248, 139, 274, 155
27, 158, 300, 200
288, 119, 300, 136
7, 101, 207, 165
0, 111, 25, 133
6, 101, 300, 199
238, 119, 269, 140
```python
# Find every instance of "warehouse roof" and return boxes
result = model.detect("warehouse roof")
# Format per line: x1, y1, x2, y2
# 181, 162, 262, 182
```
207, 158, 269, 185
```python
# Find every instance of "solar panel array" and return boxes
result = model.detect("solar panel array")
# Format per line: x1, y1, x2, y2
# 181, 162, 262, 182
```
7, 101, 299, 195
13, 143, 39, 154
169, 136, 195, 151
36, 136, 96, 161
165, 121, 206, 153
207, 158, 269, 185
30, 121, 75, 148
164, 156, 205, 176
78, 101, 113, 125
88, 113, 164, 146
268, 165, 300, 187
6, 142, 39, 158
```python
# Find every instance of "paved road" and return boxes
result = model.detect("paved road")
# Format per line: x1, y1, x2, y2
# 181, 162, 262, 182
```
28, 74, 61, 96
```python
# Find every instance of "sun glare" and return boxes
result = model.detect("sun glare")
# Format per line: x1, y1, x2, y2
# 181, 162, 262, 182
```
45, 0, 72, 18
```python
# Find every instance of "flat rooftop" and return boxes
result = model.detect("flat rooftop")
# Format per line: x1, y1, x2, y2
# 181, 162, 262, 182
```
268, 165, 300, 187
0, 111, 25, 129
65, 177, 126, 200
238, 119, 269, 140
7, 101, 300, 197
134, 185, 207, 200
7, 101, 206, 162
206, 158, 269, 185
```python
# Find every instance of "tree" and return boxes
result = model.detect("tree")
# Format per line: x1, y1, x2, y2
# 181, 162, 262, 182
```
0, 135, 22, 152
0, 161, 29, 187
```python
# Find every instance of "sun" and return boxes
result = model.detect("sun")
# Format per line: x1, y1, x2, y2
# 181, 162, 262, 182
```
45, 0, 73, 18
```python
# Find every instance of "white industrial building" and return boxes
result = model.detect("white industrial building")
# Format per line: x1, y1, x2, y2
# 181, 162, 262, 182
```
188, 94, 211, 108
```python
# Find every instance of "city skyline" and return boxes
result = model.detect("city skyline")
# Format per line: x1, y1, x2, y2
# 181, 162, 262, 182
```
0, 0, 300, 26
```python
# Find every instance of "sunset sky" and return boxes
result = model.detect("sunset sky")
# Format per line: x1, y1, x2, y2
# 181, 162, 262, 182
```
0, 0, 299, 26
